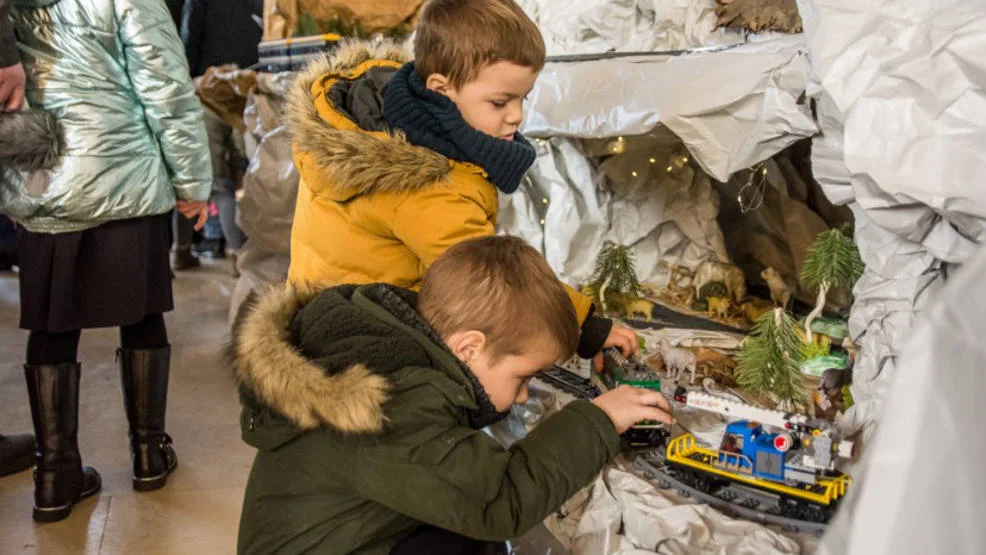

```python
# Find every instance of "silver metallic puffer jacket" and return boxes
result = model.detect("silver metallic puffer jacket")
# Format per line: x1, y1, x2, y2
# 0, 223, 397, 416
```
0, 0, 211, 233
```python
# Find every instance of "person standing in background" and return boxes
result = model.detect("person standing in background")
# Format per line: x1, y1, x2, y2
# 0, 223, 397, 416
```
2, 0, 211, 522
181, 0, 264, 78
171, 0, 263, 269
0, 0, 35, 481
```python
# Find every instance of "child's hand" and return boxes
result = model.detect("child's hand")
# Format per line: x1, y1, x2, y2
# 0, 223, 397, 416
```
592, 324, 640, 372
592, 385, 674, 434
177, 199, 209, 230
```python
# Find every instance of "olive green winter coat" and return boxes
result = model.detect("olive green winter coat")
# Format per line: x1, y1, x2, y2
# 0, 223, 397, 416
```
230, 283, 621, 555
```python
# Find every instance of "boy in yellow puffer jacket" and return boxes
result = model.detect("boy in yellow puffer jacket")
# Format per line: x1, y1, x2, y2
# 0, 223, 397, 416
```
285, 0, 637, 361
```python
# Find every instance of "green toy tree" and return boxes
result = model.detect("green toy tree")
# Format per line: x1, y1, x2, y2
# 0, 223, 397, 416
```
736, 308, 807, 409
588, 242, 641, 313
800, 227, 864, 342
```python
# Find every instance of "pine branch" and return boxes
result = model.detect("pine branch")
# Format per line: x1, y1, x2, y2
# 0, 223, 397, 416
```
736, 309, 806, 405
590, 242, 641, 297
801, 228, 864, 292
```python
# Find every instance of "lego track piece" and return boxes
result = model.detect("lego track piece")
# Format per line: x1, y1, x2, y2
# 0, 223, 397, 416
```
535, 366, 602, 400
629, 450, 828, 536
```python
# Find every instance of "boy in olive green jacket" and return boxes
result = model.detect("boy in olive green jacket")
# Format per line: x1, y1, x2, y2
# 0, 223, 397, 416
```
231, 236, 673, 554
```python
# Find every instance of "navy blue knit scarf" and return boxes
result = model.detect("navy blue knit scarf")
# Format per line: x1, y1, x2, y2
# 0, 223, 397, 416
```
383, 62, 536, 194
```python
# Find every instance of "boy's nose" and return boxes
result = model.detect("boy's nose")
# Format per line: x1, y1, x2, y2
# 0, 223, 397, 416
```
506, 104, 523, 126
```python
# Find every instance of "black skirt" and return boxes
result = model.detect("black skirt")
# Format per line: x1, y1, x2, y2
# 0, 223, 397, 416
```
17, 213, 174, 333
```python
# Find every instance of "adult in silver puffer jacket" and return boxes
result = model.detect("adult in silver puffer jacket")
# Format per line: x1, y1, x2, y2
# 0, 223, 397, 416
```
0, 0, 211, 524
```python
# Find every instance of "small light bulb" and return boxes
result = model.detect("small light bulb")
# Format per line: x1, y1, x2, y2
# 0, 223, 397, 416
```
539, 219, 546, 226
617, 136, 624, 142
649, 158, 656, 163
666, 166, 673, 172
632, 171, 638, 177
542, 198, 549, 204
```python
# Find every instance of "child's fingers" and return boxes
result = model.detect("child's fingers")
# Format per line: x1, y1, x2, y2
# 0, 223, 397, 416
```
194, 206, 208, 230
639, 407, 675, 425
635, 389, 671, 411
5, 86, 24, 112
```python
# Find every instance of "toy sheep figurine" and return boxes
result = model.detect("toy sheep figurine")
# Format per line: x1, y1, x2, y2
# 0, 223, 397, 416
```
656, 338, 698, 384
761, 267, 794, 309
694, 260, 746, 303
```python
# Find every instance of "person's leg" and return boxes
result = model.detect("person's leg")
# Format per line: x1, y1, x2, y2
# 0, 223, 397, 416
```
118, 313, 177, 491
214, 189, 247, 251
172, 210, 199, 270
0, 215, 17, 270
24, 330, 101, 522
214, 189, 247, 277
389, 525, 508, 555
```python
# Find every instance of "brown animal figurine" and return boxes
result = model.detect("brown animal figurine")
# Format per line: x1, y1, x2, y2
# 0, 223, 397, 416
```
694, 260, 746, 303
624, 298, 654, 321
761, 267, 793, 309
707, 296, 730, 320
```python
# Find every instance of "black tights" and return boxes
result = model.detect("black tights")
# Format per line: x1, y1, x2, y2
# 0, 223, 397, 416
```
26, 313, 168, 365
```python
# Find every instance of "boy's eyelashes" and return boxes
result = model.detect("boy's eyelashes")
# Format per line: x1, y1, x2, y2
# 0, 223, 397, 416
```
489, 95, 531, 108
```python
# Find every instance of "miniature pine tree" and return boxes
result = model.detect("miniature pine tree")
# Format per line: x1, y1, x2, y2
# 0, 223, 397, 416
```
589, 242, 641, 313
800, 227, 864, 342
736, 308, 807, 408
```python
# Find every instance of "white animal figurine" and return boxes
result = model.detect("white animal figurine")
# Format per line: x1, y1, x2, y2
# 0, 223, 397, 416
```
656, 338, 698, 385
761, 267, 794, 309
693, 260, 746, 303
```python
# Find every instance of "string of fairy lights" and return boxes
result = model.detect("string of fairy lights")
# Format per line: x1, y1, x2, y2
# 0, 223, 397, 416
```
531, 136, 769, 225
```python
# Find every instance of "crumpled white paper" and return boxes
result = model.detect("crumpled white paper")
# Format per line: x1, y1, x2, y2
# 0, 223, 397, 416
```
516, 0, 752, 56
523, 36, 818, 182
797, 0, 986, 439
819, 244, 986, 554
544, 468, 809, 554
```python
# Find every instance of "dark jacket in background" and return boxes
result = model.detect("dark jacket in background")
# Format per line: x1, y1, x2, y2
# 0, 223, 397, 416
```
180, 0, 263, 77
0, 0, 18, 67
165, 0, 184, 28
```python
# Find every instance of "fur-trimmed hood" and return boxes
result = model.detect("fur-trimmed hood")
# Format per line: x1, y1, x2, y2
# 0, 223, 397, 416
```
230, 284, 391, 437
285, 39, 454, 202
229, 281, 503, 445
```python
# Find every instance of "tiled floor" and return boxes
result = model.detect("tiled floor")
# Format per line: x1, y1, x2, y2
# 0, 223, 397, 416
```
0, 260, 254, 554
0, 259, 567, 554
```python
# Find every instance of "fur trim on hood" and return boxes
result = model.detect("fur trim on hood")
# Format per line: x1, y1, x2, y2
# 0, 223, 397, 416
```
229, 284, 390, 433
0, 110, 61, 171
284, 39, 453, 200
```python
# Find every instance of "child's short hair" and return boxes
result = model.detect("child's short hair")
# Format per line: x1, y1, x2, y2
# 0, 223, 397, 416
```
419, 235, 578, 363
414, 0, 546, 89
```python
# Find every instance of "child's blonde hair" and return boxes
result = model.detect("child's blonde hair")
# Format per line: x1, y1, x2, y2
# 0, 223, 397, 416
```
414, 0, 546, 89
419, 235, 578, 363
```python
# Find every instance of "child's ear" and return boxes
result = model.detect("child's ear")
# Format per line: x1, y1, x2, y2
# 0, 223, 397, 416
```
447, 330, 487, 363
425, 73, 452, 96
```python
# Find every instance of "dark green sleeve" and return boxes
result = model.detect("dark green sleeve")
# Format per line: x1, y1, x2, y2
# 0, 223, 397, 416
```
354, 400, 621, 540
1, 0, 19, 68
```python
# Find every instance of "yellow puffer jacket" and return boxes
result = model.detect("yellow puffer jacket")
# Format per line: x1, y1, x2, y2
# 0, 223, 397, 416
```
285, 41, 593, 323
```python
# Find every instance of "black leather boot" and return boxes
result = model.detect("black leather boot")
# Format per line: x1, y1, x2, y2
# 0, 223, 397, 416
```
0, 432, 35, 476
24, 363, 102, 523
118, 346, 178, 491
